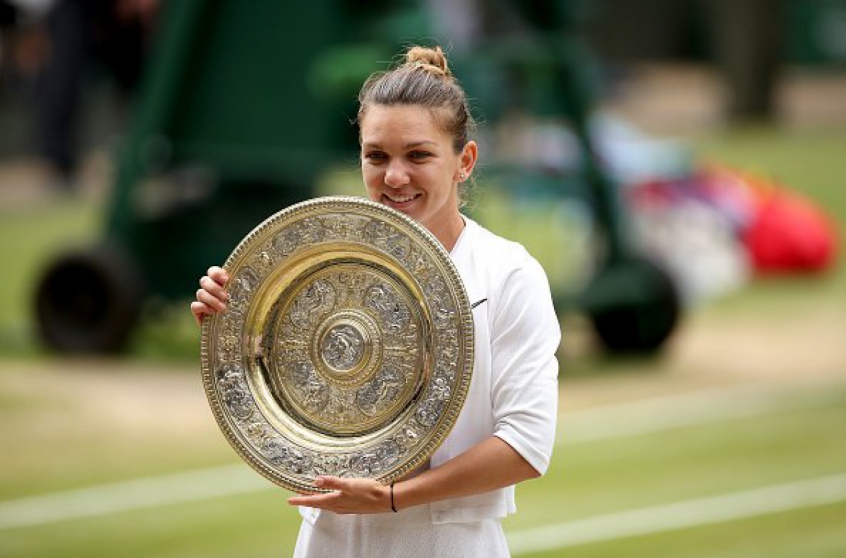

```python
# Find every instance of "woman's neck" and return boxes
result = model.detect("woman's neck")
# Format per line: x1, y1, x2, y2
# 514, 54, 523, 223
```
427, 213, 466, 252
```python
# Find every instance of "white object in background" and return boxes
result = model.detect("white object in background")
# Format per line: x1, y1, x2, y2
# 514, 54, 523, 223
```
632, 200, 750, 305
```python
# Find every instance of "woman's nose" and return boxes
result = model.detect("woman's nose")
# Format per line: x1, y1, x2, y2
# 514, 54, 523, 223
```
384, 160, 410, 187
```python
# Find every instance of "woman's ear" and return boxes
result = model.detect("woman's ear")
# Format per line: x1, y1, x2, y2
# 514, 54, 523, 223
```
456, 141, 478, 182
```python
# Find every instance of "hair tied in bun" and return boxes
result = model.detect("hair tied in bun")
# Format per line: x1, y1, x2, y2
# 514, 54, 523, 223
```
405, 46, 452, 78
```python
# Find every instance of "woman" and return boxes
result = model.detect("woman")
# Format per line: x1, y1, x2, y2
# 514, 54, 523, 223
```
191, 45, 560, 557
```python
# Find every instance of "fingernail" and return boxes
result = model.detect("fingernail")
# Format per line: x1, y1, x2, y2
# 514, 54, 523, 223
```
314, 477, 324, 487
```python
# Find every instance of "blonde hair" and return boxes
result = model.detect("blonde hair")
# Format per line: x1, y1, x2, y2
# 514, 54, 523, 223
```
357, 45, 476, 153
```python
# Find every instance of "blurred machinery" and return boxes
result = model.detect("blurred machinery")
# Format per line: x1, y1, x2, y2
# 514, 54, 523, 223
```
34, 0, 681, 354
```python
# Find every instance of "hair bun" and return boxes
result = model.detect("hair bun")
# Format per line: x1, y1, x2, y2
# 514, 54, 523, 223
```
404, 46, 452, 78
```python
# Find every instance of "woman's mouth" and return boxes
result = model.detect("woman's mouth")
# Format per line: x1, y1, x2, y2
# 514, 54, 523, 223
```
381, 193, 421, 210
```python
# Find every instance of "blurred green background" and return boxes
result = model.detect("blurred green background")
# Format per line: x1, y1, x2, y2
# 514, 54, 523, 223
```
1, 0, 845, 557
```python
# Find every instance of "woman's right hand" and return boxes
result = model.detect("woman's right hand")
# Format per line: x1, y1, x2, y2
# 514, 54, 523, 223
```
190, 266, 229, 326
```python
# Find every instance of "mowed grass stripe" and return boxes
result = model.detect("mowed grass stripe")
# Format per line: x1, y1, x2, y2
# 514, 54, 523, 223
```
508, 472, 846, 555
1, 382, 843, 530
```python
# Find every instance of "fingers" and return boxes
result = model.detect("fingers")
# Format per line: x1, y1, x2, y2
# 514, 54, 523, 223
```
207, 266, 229, 285
197, 267, 229, 308
190, 301, 211, 326
196, 287, 227, 312
190, 266, 230, 327
286, 477, 347, 509
199, 275, 228, 303
287, 491, 342, 509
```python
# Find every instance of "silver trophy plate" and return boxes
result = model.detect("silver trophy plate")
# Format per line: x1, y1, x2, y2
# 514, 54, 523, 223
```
201, 196, 474, 493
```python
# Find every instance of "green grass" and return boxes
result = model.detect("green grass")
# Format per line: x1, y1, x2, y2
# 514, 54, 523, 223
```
1, 384, 843, 557
507, 396, 846, 530
0, 491, 301, 558
524, 504, 846, 558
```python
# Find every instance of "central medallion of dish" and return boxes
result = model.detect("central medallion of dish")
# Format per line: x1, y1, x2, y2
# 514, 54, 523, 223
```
268, 263, 427, 437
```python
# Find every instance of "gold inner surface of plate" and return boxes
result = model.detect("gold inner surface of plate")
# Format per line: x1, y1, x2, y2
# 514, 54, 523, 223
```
245, 245, 431, 441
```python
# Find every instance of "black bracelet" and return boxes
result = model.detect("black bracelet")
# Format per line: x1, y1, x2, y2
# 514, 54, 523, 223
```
390, 482, 398, 513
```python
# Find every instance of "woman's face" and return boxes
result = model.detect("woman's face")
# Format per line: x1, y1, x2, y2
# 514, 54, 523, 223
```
360, 104, 475, 247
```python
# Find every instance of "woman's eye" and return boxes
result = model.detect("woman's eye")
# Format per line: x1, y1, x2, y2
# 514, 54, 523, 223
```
409, 151, 432, 160
364, 152, 387, 162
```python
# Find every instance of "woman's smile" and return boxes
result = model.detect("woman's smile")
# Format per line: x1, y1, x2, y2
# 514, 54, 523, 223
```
381, 191, 422, 209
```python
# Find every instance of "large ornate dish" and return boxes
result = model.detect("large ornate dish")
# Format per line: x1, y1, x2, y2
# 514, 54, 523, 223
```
201, 196, 474, 493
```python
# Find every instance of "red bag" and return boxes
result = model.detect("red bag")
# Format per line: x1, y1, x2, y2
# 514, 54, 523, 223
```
743, 189, 838, 273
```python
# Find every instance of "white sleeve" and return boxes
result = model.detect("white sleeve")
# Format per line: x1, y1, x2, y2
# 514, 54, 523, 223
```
489, 254, 561, 476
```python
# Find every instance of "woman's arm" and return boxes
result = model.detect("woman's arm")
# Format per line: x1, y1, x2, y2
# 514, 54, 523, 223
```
396, 435, 540, 507
286, 436, 538, 514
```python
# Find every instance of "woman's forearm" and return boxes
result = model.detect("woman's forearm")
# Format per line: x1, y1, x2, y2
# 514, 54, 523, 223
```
393, 436, 540, 511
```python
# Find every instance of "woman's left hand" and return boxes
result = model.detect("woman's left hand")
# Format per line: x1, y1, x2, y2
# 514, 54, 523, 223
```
287, 476, 392, 514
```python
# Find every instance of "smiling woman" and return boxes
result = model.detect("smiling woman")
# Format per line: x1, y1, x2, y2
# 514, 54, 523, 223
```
191, 45, 561, 558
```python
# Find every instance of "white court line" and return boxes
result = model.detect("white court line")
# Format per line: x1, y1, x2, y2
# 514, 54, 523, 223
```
508, 472, 846, 555
0, 382, 843, 530
0, 465, 267, 530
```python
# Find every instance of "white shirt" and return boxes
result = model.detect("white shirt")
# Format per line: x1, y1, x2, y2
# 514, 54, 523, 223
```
300, 216, 560, 525
427, 216, 560, 523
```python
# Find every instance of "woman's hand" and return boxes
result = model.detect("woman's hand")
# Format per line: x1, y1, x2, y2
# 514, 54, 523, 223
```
190, 266, 229, 326
287, 476, 392, 515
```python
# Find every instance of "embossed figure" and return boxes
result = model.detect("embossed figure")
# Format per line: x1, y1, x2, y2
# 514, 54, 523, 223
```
365, 284, 410, 332
322, 325, 365, 370
289, 363, 328, 412
300, 376, 328, 411
192, 45, 560, 558
356, 367, 405, 416
290, 280, 335, 329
